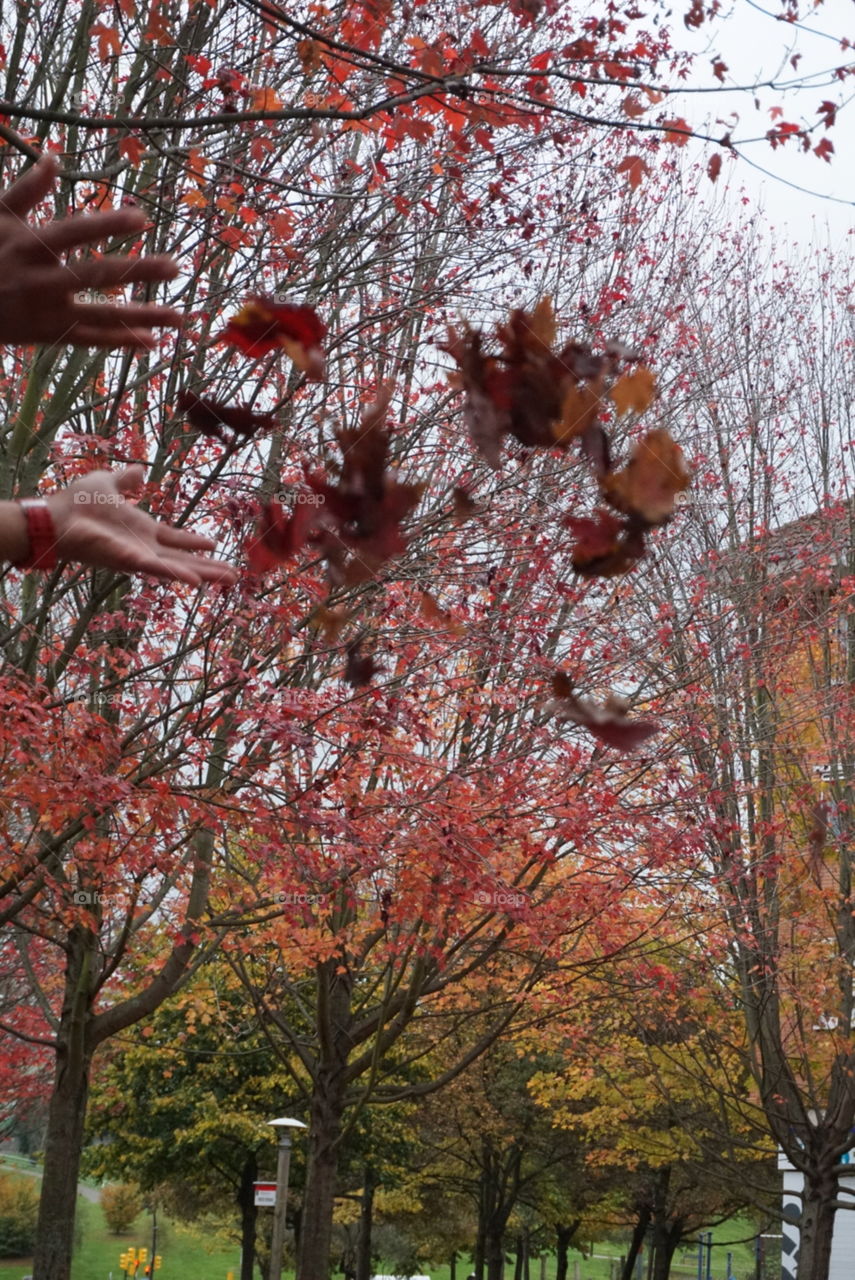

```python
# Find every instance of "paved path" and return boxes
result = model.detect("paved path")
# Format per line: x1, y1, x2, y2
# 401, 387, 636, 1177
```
0, 1157, 100, 1201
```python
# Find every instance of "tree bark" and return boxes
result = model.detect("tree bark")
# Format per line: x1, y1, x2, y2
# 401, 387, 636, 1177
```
296, 1068, 345, 1280
237, 1152, 259, 1280
796, 1170, 837, 1280
485, 1228, 505, 1280
355, 1164, 376, 1280
620, 1206, 651, 1280
555, 1222, 577, 1280
31, 926, 94, 1280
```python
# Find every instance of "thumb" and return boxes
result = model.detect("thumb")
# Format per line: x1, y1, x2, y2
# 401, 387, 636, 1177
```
115, 464, 146, 497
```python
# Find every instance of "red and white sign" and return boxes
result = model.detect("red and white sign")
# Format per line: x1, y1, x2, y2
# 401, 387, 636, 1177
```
254, 1181, 277, 1207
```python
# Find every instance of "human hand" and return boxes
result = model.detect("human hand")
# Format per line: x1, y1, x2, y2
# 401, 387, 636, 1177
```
45, 467, 237, 586
0, 153, 183, 348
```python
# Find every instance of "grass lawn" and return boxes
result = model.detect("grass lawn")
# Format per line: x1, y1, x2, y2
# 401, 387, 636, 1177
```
0, 1162, 772, 1280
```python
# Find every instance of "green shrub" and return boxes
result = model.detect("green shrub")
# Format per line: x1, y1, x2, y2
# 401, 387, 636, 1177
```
101, 1183, 143, 1234
0, 1173, 39, 1257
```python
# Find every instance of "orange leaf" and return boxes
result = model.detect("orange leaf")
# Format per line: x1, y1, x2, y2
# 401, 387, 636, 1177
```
90, 23, 120, 62
553, 382, 602, 444
662, 118, 692, 146
615, 155, 650, 190
610, 367, 656, 417
622, 96, 646, 120
600, 429, 691, 526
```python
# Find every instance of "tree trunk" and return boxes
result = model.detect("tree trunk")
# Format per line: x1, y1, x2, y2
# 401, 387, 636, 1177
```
296, 1066, 346, 1280
485, 1227, 505, 1280
651, 1232, 678, 1280
555, 1222, 577, 1280
355, 1164, 376, 1280
620, 1206, 651, 1280
795, 1171, 837, 1280
513, 1235, 524, 1280
31, 926, 95, 1280
237, 1152, 259, 1280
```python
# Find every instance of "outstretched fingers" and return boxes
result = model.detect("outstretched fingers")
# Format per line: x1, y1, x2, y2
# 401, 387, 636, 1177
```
0, 154, 58, 221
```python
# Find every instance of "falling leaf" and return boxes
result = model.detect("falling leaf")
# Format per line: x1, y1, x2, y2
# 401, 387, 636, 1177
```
312, 606, 352, 643
662, 118, 692, 146
221, 297, 327, 377
552, 380, 603, 444
297, 38, 323, 73
565, 509, 646, 578
600, 429, 691, 526
545, 676, 660, 751
177, 390, 275, 442
345, 637, 381, 687
245, 498, 320, 572
707, 153, 723, 183
615, 155, 650, 190
452, 486, 482, 523
610, 366, 656, 417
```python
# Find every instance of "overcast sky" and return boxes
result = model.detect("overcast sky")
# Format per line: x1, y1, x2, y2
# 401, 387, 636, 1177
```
670, 0, 853, 246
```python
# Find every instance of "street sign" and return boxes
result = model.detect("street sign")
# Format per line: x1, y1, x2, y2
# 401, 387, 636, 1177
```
254, 1181, 277, 1207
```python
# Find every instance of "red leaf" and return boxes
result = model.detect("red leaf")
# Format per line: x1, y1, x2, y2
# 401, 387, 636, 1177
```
814, 137, 834, 163
707, 153, 722, 183
221, 297, 327, 375
178, 390, 275, 441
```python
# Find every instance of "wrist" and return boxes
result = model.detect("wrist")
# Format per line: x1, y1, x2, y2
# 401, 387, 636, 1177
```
11, 497, 59, 570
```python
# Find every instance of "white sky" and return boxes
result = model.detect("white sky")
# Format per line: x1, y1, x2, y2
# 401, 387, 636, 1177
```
670, 0, 854, 246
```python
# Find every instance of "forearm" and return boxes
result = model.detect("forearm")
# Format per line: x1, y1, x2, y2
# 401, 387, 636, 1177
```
0, 499, 35, 564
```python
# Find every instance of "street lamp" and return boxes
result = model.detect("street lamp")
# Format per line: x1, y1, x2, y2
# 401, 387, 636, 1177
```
267, 1116, 307, 1280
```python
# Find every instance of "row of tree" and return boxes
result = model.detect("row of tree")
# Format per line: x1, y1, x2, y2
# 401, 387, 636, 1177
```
0, 1, 852, 1279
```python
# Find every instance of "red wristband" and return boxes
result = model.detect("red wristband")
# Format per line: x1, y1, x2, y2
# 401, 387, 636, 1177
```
14, 498, 58, 571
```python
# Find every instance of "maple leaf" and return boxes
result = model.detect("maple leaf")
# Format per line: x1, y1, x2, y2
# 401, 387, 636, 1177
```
552, 381, 603, 444
565, 509, 646, 578
600, 429, 691, 526
622, 96, 646, 120
610, 366, 656, 416
546, 673, 660, 751
178, 390, 275, 443
221, 297, 327, 377
814, 137, 834, 163
662, 118, 692, 146
707, 153, 723, 183
452, 486, 482, 523
297, 38, 323, 74
344, 637, 381, 687
246, 498, 321, 572
615, 155, 650, 191
90, 22, 120, 62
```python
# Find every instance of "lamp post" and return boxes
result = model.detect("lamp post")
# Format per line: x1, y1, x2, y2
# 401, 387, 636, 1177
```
267, 1117, 307, 1280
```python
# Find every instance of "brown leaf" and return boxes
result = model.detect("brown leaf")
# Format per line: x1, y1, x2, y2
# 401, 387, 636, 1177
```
610, 366, 656, 417
545, 682, 660, 752
345, 638, 381, 687
452, 486, 482, 523
566, 509, 646, 577
600, 429, 691, 526
552, 379, 603, 444
312, 606, 352, 643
